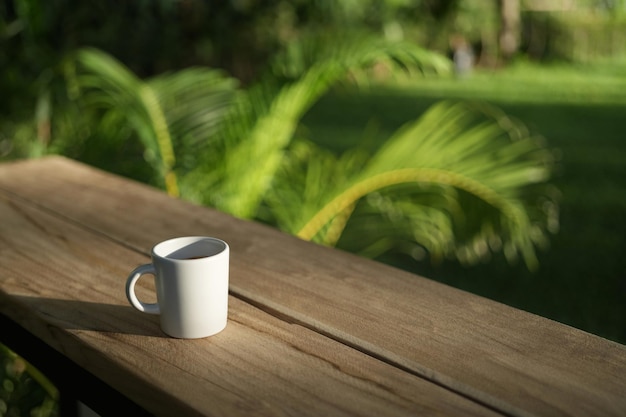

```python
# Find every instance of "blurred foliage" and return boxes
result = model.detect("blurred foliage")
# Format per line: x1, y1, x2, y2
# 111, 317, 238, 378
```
0, 0, 467, 167
271, 101, 558, 269
0, 0, 559, 288
0, 343, 58, 417
74, 47, 239, 195
532, 11, 626, 63
71, 38, 557, 270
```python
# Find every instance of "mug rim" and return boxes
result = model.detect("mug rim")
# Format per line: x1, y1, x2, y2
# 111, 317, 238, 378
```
152, 236, 228, 261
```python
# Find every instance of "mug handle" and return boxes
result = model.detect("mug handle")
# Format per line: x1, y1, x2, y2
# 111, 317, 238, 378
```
125, 264, 160, 315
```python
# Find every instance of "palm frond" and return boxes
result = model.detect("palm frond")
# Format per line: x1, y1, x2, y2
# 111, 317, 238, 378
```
196, 31, 451, 218
270, 30, 450, 81
270, 101, 558, 270
74, 48, 238, 196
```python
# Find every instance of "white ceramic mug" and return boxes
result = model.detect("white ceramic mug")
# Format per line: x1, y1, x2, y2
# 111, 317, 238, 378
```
125, 236, 229, 339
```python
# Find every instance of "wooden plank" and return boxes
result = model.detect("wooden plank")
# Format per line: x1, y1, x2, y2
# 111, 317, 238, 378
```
2, 156, 626, 416
0, 191, 500, 416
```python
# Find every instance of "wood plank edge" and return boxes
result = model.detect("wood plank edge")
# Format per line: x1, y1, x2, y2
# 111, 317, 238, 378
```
0, 295, 201, 417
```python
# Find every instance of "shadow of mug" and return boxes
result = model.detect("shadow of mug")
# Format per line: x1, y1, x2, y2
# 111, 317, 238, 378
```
11, 295, 166, 338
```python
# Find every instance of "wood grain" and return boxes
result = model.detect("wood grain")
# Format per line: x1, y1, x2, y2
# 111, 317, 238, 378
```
1, 156, 625, 416
0, 190, 499, 416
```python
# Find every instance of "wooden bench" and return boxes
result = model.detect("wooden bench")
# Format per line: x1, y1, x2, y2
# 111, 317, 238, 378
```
0, 156, 624, 416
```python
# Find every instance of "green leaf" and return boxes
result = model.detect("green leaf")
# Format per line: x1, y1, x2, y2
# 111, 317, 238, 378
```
74, 48, 238, 197
270, 101, 558, 270
202, 31, 450, 218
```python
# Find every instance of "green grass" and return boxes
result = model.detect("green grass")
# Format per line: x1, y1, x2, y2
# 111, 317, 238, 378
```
301, 62, 626, 344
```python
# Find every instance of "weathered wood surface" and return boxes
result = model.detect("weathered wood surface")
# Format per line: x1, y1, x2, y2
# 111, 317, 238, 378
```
1, 156, 625, 416
0, 186, 497, 416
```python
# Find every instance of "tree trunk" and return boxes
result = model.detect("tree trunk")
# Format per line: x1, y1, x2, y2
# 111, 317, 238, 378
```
498, 0, 521, 61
